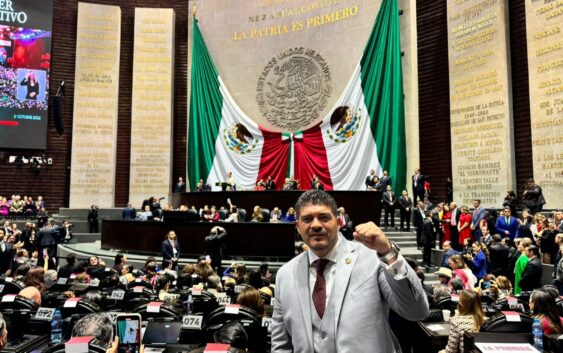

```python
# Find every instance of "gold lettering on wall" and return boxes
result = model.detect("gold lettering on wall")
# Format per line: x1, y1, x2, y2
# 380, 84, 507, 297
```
448, 0, 515, 207
525, 0, 563, 206
69, 2, 121, 208
129, 8, 175, 207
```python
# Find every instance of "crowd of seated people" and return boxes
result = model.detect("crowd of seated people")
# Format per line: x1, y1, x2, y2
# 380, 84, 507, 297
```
0, 194, 46, 220
0, 249, 277, 352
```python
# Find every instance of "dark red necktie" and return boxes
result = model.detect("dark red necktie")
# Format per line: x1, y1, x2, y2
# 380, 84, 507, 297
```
312, 259, 330, 318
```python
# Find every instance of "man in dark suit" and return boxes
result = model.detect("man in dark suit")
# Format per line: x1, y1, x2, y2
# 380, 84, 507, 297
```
57, 253, 76, 279
495, 207, 519, 241
365, 169, 377, 190
35, 220, 59, 269
449, 201, 461, 251
161, 230, 181, 267
470, 199, 486, 242
398, 190, 413, 232
519, 245, 543, 292
337, 207, 353, 240
204, 226, 227, 272
380, 170, 392, 189
488, 234, 510, 277
421, 211, 436, 267
411, 168, 426, 204
265, 176, 276, 190
382, 185, 395, 229
0, 229, 13, 274
523, 179, 546, 214
174, 177, 186, 193
413, 201, 425, 250
122, 203, 136, 220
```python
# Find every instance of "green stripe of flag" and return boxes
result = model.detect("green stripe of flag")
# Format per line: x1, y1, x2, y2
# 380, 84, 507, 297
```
188, 18, 224, 189
360, 0, 406, 194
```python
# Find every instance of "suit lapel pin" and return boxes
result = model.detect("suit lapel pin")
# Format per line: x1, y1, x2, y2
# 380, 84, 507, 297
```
345, 258, 352, 265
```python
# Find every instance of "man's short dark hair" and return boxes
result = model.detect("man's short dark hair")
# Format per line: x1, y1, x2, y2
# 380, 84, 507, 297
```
527, 245, 540, 256
72, 313, 113, 345
66, 253, 76, 265
295, 190, 337, 217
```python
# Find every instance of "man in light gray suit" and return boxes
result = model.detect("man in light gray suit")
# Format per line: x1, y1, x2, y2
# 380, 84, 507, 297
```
272, 190, 429, 353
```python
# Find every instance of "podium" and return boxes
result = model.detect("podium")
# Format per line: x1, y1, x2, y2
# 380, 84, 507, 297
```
215, 182, 234, 191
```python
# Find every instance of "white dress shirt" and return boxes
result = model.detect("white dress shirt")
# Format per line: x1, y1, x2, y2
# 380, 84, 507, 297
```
307, 235, 408, 307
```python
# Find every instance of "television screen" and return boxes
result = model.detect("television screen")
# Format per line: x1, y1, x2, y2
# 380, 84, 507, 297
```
0, 0, 53, 149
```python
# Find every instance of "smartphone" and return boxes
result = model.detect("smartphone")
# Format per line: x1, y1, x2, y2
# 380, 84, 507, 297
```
115, 314, 142, 353
42, 249, 48, 257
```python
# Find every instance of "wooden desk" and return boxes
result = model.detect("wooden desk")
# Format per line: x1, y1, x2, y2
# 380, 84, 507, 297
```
101, 220, 296, 259
415, 321, 451, 353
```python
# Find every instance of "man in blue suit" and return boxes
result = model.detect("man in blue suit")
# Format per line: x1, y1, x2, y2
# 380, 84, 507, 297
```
495, 207, 519, 240
470, 199, 486, 242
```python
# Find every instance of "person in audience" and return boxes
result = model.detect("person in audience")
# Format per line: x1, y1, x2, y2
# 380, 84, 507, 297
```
523, 179, 546, 215
236, 286, 265, 316
201, 205, 212, 221
457, 206, 472, 249
382, 185, 395, 229
195, 178, 211, 192
270, 207, 283, 223
531, 214, 547, 245
470, 199, 486, 242
159, 259, 177, 278
398, 190, 413, 232
441, 241, 459, 268
224, 205, 239, 223
251, 206, 264, 222
439, 290, 486, 353
122, 203, 136, 220
555, 238, 563, 295
464, 242, 487, 280
205, 226, 227, 271
142, 263, 158, 287
529, 289, 563, 334
119, 265, 135, 285
87, 256, 105, 278
514, 237, 532, 294
206, 274, 222, 292
209, 206, 220, 222
488, 234, 510, 277
519, 245, 543, 292
255, 179, 266, 191
233, 263, 248, 284
413, 200, 426, 250
113, 253, 127, 273
72, 313, 115, 347
25, 267, 46, 294
490, 275, 512, 300
283, 207, 296, 222
540, 218, 559, 264
213, 321, 248, 351
44, 269, 58, 290
19, 286, 41, 306
502, 190, 517, 217
87, 204, 99, 233
265, 175, 276, 190
161, 230, 180, 267
434, 267, 452, 285
0, 197, 9, 217
433, 284, 452, 303
260, 262, 272, 285
448, 254, 476, 288
421, 211, 436, 268
495, 207, 519, 241
0, 314, 7, 351
155, 274, 172, 301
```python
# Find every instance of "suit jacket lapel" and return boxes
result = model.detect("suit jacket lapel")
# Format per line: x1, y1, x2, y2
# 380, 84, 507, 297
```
332, 239, 358, 329
294, 254, 314, 351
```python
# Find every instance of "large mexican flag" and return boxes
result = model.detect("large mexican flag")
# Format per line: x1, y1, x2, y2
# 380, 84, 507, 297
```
188, 0, 406, 193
